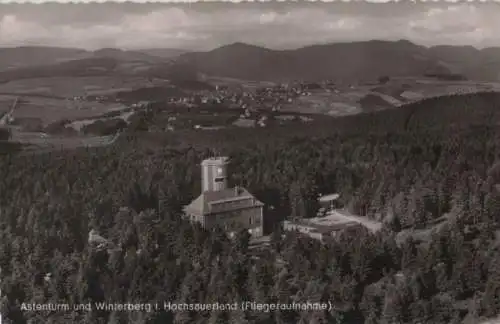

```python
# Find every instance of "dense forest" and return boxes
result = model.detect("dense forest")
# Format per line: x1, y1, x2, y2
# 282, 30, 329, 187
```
3, 92, 500, 323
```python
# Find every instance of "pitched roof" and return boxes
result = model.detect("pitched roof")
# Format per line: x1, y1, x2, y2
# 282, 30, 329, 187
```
184, 186, 263, 216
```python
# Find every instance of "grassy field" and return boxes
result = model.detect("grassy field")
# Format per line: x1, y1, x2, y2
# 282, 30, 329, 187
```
0, 76, 164, 98
279, 77, 500, 115
0, 75, 177, 128
202, 75, 276, 91
11, 128, 119, 151
4, 74, 500, 139
0, 94, 127, 126
284, 89, 382, 115
390, 77, 500, 98
68, 110, 135, 132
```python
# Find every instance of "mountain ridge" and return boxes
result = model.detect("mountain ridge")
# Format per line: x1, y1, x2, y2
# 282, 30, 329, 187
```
2, 40, 500, 82
177, 40, 500, 82
0, 46, 186, 71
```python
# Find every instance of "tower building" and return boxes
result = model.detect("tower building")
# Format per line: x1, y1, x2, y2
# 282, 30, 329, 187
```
183, 156, 265, 238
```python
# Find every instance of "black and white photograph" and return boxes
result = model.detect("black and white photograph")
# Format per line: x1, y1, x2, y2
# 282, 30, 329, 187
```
2, 1, 500, 323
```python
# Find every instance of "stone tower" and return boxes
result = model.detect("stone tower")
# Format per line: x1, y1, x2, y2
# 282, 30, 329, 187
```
201, 157, 229, 192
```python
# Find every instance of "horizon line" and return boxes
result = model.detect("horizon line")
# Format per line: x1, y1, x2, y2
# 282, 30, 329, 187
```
1, 39, 498, 52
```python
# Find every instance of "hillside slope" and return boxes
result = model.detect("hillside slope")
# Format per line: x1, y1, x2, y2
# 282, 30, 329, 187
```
177, 40, 456, 82
0, 57, 195, 83
177, 40, 500, 82
330, 91, 500, 135
0, 46, 173, 71
0, 46, 88, 70
428, 45, 500, 81
3, 40, 500, 85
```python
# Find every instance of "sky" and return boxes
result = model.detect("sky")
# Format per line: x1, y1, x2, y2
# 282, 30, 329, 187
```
1, 2, 500, 50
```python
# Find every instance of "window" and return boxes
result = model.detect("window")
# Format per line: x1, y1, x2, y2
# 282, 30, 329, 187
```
249, 216, 253, 225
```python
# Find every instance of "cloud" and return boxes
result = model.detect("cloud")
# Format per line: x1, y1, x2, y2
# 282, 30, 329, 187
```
0, 3, 499, 50
0, 15, 51, 43
405, 5, 499, 46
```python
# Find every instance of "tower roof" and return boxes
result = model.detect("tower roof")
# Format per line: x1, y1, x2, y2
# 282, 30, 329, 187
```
202, 156, 229, 165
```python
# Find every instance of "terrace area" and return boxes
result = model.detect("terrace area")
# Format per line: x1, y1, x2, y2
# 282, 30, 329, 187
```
283, 209, 383, 241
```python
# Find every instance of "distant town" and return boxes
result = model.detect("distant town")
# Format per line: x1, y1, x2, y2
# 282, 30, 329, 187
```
3, 72, 498, 154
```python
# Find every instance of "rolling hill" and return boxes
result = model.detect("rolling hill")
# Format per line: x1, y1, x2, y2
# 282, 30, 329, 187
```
331, 91, 500, 135
0, 46, 88, 70
0, 57, 121, 82
176, 40, 500, 82
3, 40, 500, 86
137, 48, 189, 59
91, 48, 165, 63
175, 40, 454, 82
0, 57, 193, 83
0, 46, 177, 72
113, 86, 187, 103
427, 45, 500, 81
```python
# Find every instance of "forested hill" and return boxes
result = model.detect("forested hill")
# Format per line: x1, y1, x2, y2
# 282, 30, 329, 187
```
3, 92, 500, 323
349, 91, 500, 133
144, 91, 500, 150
